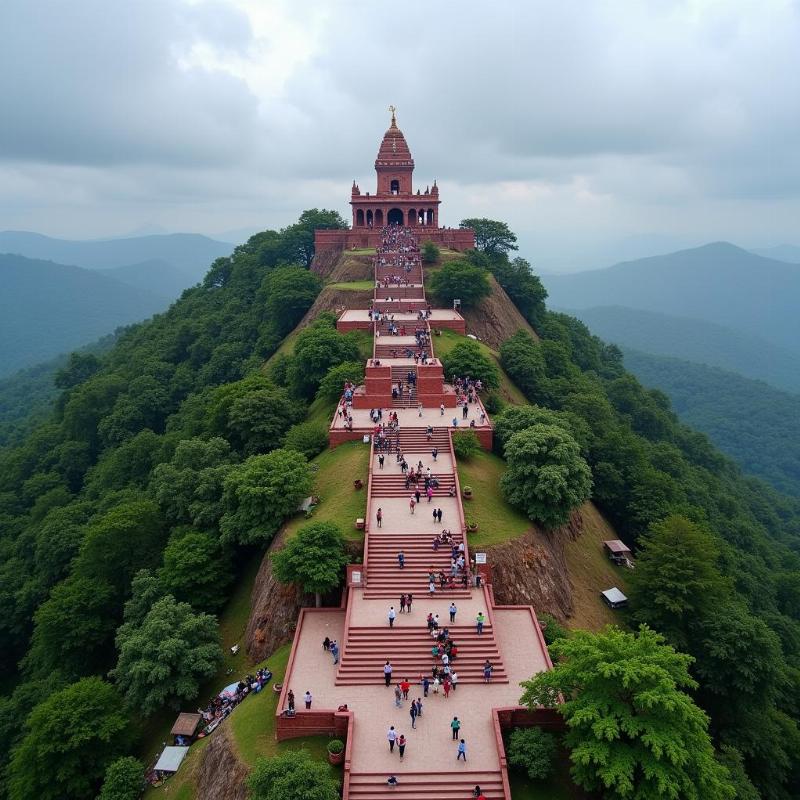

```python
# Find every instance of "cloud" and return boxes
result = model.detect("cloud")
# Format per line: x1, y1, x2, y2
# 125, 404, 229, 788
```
0, 0, 798, 264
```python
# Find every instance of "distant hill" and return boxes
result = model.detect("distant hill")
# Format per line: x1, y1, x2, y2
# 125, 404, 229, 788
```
0, 230, 231, 282
98, 259, 196, 299
0, 253, 168, 376
623, 348, 800, 498
542, 242, 800, 353
563, 305, 800, 393
750, 244, 800, 264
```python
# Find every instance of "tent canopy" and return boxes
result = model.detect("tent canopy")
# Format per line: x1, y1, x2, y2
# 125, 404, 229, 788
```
603, 540, 631, 555
601, 587, 628, 607
154, 746, 189, 773
170, 712, 202, 737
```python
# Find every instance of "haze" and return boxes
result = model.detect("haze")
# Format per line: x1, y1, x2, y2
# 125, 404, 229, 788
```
1, 0, 799, 271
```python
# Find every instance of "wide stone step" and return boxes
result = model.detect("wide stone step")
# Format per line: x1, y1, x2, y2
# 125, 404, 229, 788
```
349, 770, 504, 800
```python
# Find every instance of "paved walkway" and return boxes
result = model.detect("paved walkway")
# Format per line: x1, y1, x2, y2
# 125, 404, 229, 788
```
280, 228, 549, 799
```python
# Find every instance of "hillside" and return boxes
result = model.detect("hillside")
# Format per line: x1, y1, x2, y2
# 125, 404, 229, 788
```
543, 242, 800, 353
0, 230, 232, 282
623, 348, 800, 498
1, 220, 799, 800
564, 304, 800, 393
0, 253, 168, 376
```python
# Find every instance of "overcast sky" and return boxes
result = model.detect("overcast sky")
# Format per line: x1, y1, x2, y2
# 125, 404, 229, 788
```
1, 0, 798, 270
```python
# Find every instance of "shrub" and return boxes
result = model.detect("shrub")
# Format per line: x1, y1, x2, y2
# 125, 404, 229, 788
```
428, 260, 491, 308
327, 738, 344, 754
537, 613, 568, 645
317, 361, 365, 402
421, 240, 440, 264
248, 750, 340, 800
452, 431, 481, 459
284, 421, 328, 459
507, 727, 557, 781
441, 340, 500, 390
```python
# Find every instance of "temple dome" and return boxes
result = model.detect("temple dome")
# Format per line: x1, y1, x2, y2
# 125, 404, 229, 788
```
375, 115, 414, 165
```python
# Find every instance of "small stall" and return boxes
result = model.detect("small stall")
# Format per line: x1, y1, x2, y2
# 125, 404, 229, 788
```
154, 746, 189, 777
603, 539, 634, 568
601, 587, 628, 609
170, 712, 202, 746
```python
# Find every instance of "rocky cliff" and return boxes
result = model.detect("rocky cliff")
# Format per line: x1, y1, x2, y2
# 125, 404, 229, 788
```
485, 510, 581, 622
195, 727, 249, 800
462, 275, 540, 348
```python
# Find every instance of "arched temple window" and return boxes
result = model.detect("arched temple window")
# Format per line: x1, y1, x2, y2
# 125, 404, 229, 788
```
366, 210, 373, 227
426, 208, 434, 225
356, 209, 365, 227
390, 179, 400, 194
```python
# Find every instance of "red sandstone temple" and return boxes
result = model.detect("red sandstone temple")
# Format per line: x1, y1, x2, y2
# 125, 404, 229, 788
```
314, 108, 476, 254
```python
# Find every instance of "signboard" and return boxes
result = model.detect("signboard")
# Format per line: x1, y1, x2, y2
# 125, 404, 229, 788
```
474, 552, 487, 565
351, 570, 362, 585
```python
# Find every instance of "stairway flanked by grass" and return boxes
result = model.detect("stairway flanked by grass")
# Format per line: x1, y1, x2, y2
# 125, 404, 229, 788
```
278, 227, 553, 800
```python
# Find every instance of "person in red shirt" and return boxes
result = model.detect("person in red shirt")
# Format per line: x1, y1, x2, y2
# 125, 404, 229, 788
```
400, 679, 410, 699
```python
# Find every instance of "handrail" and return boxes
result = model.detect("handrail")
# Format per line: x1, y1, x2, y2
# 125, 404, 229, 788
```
362, 436, 376, 586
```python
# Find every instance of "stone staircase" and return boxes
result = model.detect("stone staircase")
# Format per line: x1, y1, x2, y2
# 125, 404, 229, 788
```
347, 771, 505, 800
336, 625, 508, 684
398, 428, 451, 449
371, 473, 456, 497
363, 532, 471, 599
374, 285, 425, 299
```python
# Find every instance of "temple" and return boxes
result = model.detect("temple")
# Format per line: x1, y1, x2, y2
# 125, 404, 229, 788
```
275, 119, 556, 797
314, 109, 476, 253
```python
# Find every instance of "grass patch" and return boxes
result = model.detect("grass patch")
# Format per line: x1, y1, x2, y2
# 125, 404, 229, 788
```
144, 643, 339, 800
283, 440, 370, 542
562, 502, 631, 632
457, 450, 532, 547
433, 329, 527, 406
328, 280, 374, 290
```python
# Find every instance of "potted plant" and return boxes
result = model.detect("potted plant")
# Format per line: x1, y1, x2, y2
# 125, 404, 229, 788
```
466, 520, 479, 533
327, 738, 345, 765
354, 478, 363, 490
462, 485, 473, 500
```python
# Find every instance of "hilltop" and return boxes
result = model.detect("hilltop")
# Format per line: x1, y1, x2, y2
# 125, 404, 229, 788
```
543, 241, 800, 353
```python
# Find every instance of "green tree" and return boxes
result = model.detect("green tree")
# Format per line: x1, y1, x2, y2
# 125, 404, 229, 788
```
520, 626, 735, 800
428, 259, 491, 308
628, 515, 731, 650
150, 437, 233, 529
261, 265, 322, 336
7, 677, 131, 800
452, 430, 481, 459
220, 449, 312, 546
97, 756, 144, 800
24, 575, 117, 679
226, 383, 301, 455
247, 750, 340, 800
287, 320, 362, 399
501, 424, 592, 529
54, 351, 102, 390
272, 522, 348, 607
112, 595, 222, 714
283, 421, 328, 459
441, 340, 500, 389
316, 360, 365, 402
460, 218, 518, 256
489, 256, 548, 327
499, 331, 548, 403
159, 529, 233, 612
281, 208, 348, 268
507, 727, 557, 780
75, 498, 166, 597
493, 404, 587, 453
421, 240, 440, 264
122, 569, 165, 628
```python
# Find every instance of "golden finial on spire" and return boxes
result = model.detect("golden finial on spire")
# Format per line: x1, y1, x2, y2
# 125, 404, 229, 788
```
389, 104, 397, 126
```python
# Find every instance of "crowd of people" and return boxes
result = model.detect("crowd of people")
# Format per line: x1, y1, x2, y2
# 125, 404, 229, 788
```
196, 666, 273, 736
